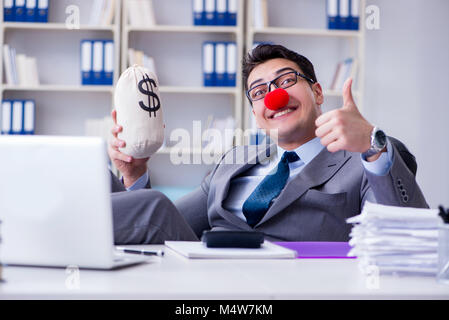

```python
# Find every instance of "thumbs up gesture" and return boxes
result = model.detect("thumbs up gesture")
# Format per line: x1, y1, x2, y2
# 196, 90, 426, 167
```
315, 78, 374, 154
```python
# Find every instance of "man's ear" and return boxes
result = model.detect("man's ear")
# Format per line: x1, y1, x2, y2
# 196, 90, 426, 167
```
312, 82, 324, 105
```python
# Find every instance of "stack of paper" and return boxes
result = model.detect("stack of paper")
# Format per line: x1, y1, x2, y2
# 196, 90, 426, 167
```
3, 45, 39, 86
329, 58, 357, 91
89, 0, 115, 26
127, 0, 156, 27
347, 201, 440, 276
128, 48, 157, 76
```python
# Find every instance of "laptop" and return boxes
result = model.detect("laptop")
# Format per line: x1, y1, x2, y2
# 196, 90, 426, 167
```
0, 135, 150, 269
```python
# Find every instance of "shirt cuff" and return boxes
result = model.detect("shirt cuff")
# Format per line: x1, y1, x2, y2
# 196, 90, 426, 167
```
361, 138, 394, 176
123, 171, 149, 191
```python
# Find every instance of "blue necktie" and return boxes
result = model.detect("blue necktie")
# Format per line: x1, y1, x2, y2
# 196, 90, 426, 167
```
242, 151, 300, 227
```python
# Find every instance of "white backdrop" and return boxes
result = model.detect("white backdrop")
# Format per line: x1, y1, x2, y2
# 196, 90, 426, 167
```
363, 0, 449, 208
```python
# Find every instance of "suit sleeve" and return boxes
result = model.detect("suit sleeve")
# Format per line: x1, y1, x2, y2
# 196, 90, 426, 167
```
174, 148, 235, 238
174, 174, 212, 238
361, 139, 428, 208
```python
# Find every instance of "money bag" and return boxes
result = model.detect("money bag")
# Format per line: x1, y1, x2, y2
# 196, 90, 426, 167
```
115, 65, 164, 159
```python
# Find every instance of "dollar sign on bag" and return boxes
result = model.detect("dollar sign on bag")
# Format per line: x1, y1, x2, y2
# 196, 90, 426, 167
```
138, 74, 160, 118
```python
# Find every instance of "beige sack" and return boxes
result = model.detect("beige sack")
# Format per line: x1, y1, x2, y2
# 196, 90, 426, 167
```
115, 65, 164, 159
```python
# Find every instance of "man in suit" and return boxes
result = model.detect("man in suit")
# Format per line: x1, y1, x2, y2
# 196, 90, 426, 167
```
109, 44, 428, 244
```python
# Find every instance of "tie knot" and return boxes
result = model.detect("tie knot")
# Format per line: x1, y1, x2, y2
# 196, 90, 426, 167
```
282, 151, 300, 163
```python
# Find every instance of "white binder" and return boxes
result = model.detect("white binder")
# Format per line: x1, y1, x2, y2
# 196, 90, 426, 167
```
215, 42, 226, 86
81, 40, 93, 84
1, 101, 12, 134
12, 100, 23, 134
103, 40, 114, 84
226, 42, 237, 86
92, 40, 104, 84
23, 100, 35, 134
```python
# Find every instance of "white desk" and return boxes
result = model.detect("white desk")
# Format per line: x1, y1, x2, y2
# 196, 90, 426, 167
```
1, 244, 449, 299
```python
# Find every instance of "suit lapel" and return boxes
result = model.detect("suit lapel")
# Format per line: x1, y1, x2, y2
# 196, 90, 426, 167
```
214, 144, 276, 229
256, 148, 352, 227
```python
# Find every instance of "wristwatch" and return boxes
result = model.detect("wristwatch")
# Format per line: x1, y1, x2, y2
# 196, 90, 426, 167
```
362, 126, 387, 158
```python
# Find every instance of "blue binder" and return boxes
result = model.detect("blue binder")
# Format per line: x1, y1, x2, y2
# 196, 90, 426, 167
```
3, 0, 15, 21
103, 40, 114, 85
81, 40, 93, 85
225, 42, 236, 87
193, 0, 205, 25
216, 0, 226, 26
92, 40, 104, 85
25, 0, 37, 22
36, 0, 48, 23
203, 42, 216, 87
338, 0, 350, 29
23, 100, 35, 134
1, 100, 12, 135
14, 0, 26, 22
204, 0, 216, 25
214, 42, 226, 86
349, 0, 359, 30
10, 100, 24, 134
327, 0, 339, 30
226, 0, 237, 26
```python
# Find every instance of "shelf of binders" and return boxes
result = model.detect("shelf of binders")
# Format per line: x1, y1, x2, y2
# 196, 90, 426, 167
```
121, 0, 245, 137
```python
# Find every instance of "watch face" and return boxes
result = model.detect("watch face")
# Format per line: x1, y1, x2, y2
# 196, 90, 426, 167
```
374, 130, 387, 148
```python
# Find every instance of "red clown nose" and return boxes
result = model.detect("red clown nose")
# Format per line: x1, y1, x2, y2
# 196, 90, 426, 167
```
264, 88, 289, 111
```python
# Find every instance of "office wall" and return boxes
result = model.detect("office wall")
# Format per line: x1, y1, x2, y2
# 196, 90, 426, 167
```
363, 0, 449, 207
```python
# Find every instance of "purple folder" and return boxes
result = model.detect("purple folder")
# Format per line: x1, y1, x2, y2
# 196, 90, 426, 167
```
274, 242, 356, 259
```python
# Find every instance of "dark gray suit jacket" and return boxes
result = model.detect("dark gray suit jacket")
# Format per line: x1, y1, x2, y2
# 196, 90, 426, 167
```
174, 137, 428, 242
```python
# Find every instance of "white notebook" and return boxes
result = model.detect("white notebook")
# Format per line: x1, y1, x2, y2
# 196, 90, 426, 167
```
165, 241, 297, 259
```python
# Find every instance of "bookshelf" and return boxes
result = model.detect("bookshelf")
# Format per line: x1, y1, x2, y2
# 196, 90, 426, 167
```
244, 0, 366, 131
0, 0, 121, 136
120, 0, 245, 189
0, 0, 367, 195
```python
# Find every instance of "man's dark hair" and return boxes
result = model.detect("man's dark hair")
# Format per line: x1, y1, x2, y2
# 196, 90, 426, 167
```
242, 44, 318, 93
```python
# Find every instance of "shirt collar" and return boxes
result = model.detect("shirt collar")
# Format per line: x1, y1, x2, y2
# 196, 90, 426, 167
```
276, 137, 324, 165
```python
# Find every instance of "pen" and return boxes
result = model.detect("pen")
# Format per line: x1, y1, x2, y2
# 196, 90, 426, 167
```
117, 247, 164, 257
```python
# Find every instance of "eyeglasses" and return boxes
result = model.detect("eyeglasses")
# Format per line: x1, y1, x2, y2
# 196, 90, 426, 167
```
246, 71, 315, 102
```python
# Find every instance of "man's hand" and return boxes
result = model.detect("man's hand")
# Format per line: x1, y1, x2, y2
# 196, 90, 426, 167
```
315, 78, 381, 160
108, 109, 149, 188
